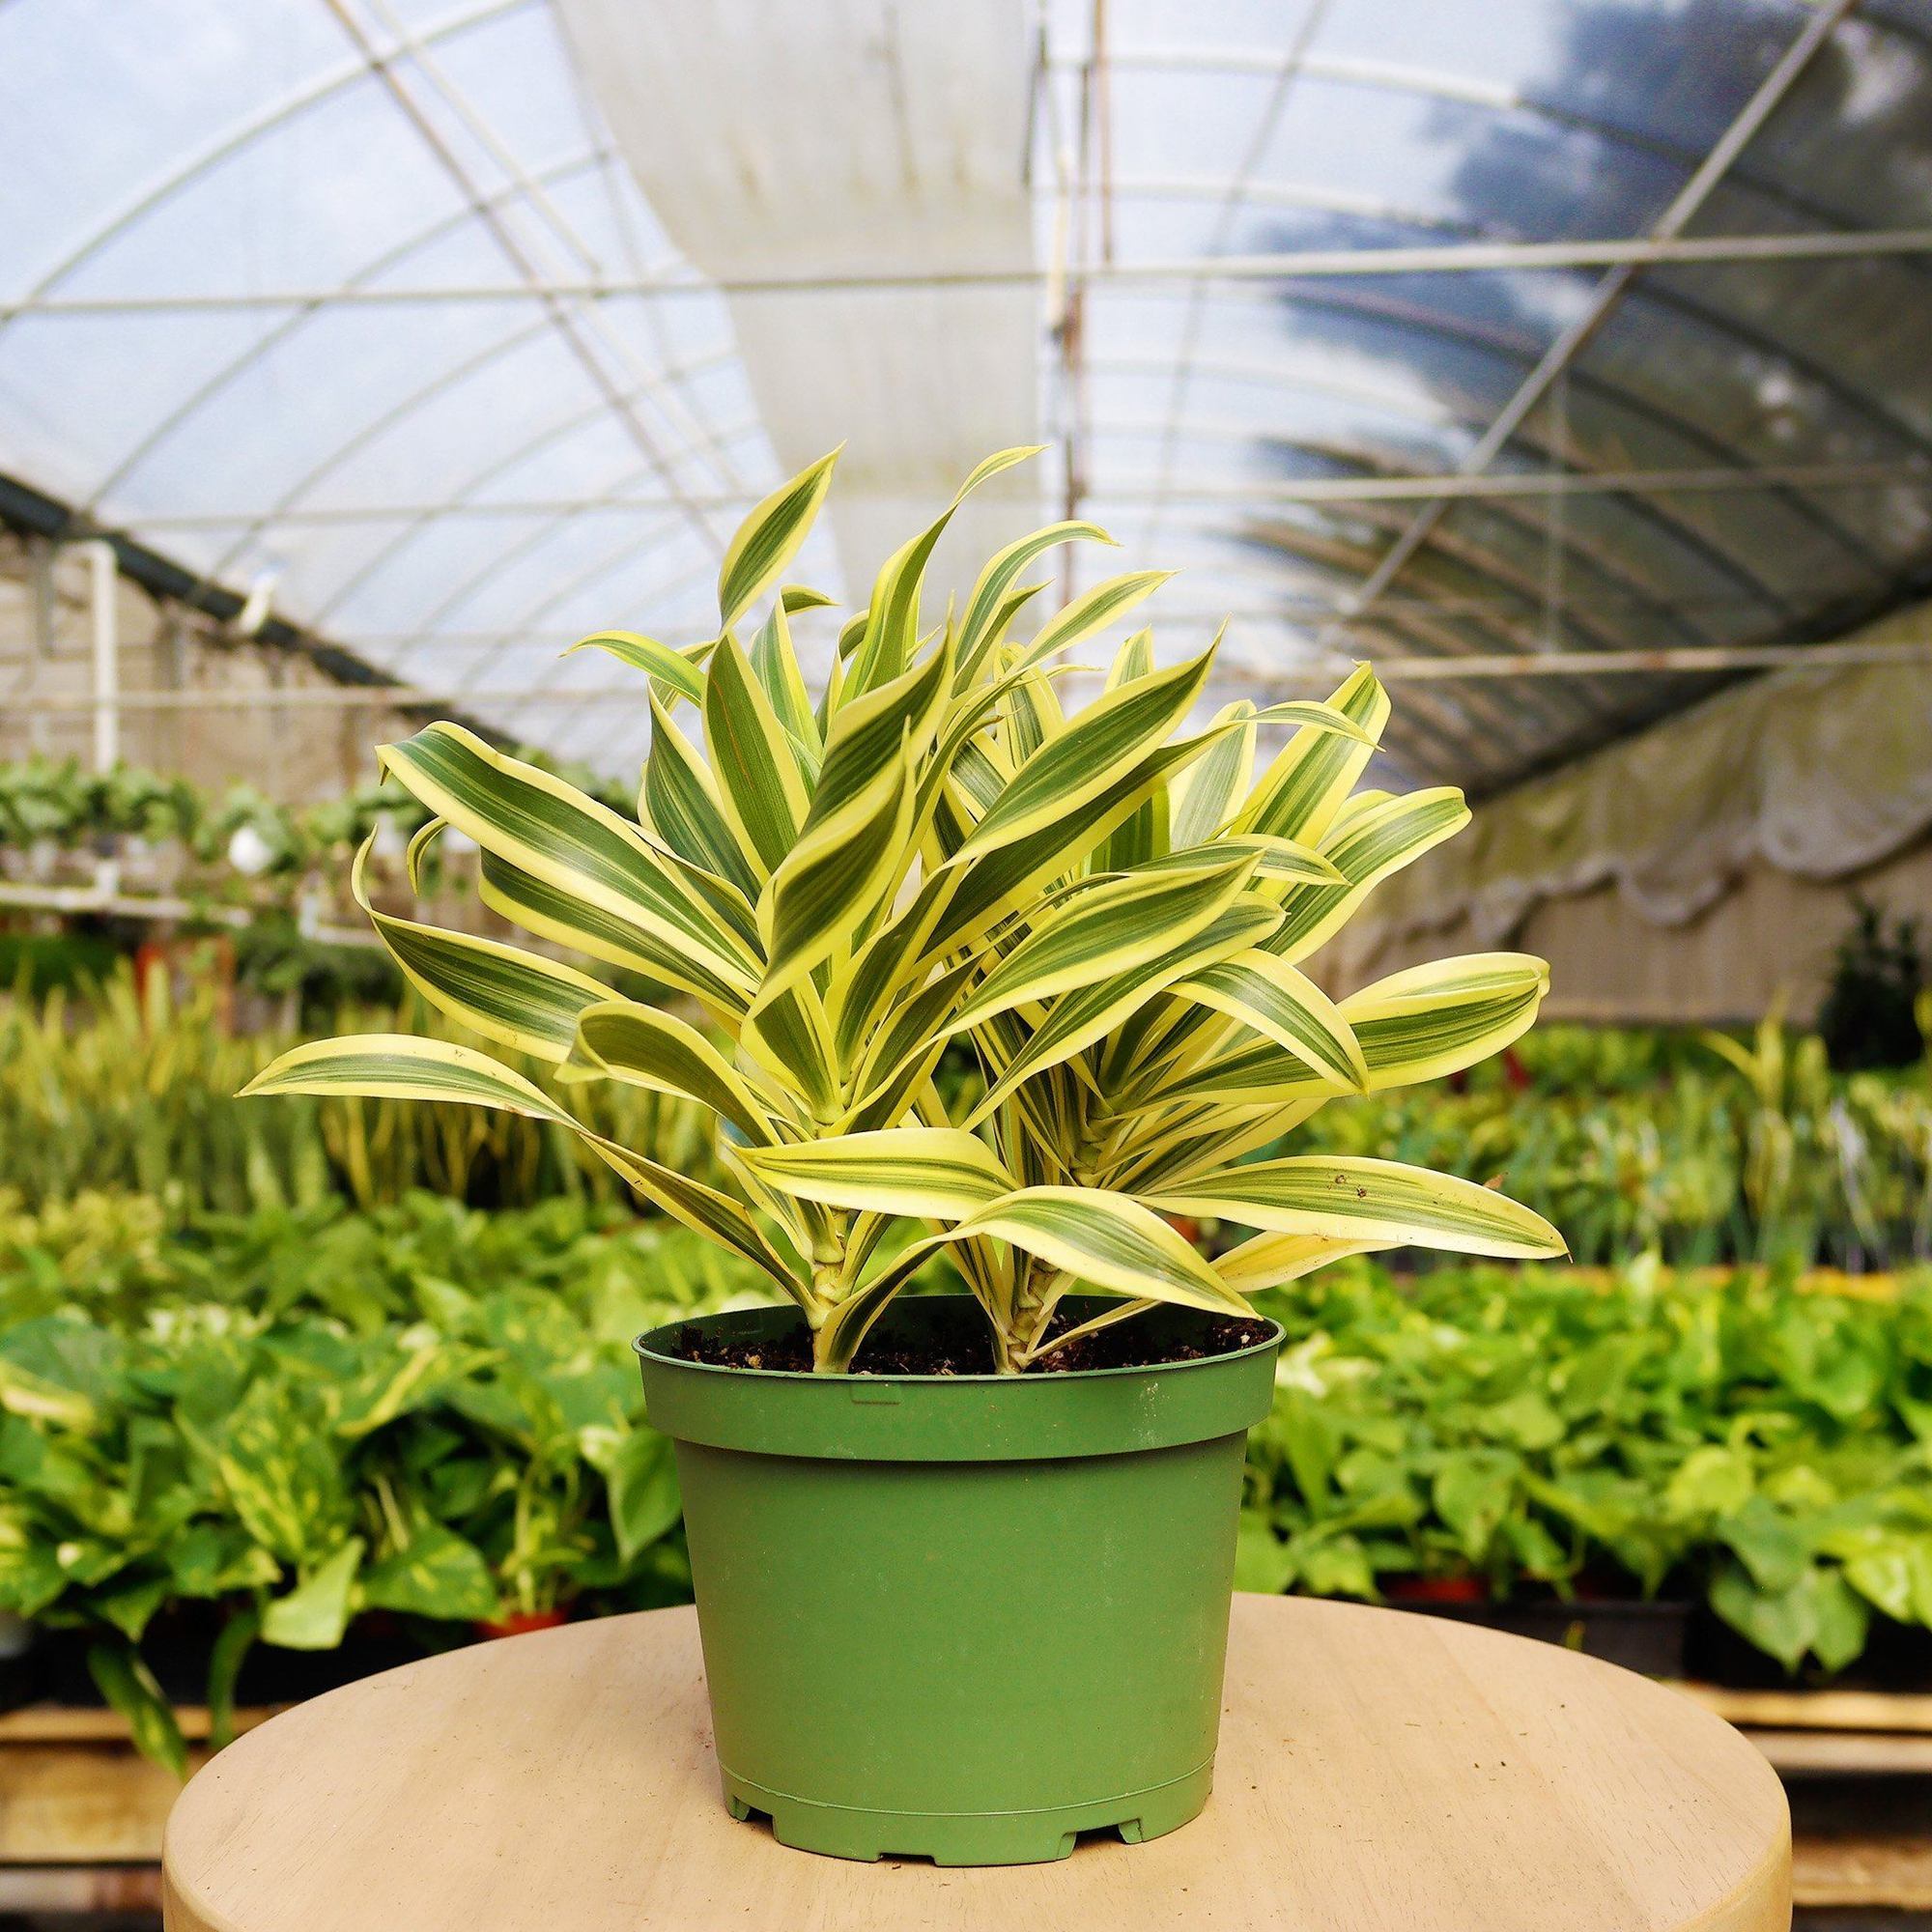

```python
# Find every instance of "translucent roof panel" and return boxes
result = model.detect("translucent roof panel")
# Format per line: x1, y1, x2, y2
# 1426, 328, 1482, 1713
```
3, 0, 1932, 786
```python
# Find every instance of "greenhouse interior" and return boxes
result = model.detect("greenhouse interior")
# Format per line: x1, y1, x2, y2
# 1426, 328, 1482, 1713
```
4, 0, 1932, 1926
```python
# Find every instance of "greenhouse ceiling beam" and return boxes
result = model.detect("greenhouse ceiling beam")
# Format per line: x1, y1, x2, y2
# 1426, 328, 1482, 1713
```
312, 0, 726, 554
1143, 0, 1335, 548
1316, 0, 1861, 652
17, 224, 1932, 318
1046, 43, 1908, 253
16, 639, 1930, 717
115, 459, 1932, 530
0, 0, 538, 326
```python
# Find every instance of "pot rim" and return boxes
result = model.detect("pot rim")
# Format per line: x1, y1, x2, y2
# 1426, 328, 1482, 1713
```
633, 1300, 1284, 1384
634, 1296, 1284, 1461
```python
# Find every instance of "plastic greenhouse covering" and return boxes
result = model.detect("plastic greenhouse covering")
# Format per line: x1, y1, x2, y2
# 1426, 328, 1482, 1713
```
3, 0, 1932, 787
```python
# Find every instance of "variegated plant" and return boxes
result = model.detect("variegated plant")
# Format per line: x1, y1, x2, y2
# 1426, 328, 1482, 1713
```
246, 446, 1564, 1372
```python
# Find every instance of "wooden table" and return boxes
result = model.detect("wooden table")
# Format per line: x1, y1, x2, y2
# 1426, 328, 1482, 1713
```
162, 1595, 1791, 1932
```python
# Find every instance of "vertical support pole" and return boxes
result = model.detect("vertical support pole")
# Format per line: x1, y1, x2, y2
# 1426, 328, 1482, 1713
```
78, 539, 120, 899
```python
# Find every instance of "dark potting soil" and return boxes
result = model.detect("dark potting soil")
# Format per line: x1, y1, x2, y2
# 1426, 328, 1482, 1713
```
664, 1311, 1274, 1376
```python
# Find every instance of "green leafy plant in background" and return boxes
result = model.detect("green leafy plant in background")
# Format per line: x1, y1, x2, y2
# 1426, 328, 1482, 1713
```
0, 1194, 758, 1771
1816, 897, 1925, 1073
247, 446, 1565, 1372
0, 964, 721, 1219
1239, 1255, 1932, 1675
6, 1198, 1930, 1773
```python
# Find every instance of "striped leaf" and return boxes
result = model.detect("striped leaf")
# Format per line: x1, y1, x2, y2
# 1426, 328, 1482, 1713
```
954, 520, 1113, 683
1342, 953, 1550, 1092
950, 1187, 1250, 1317
947, 853, 1259, 1037
378, 724, 757, 988
349, 838, 609, 1063
1262, 785, 1471, 965
1213, 1232, 1394, 1295
1016, 569, 1173, 672
953, 642, 1218, 862
1170, 699, 1257, 846
1142, 1154, 1567, 1259
1131, 833, 1345, 889
242, 1036, 805, 1293
923, 728, 1264, 962
1236, 663, 1389, 843
847, 445, 1041, 693
758, 741, 915, 1009
737, 982, 841, 1122
563, 630, 707, 707
1166, 951, 1367, 1094
964, 899, 1281, 1126
242, 1033, 566, 1117
563, 1000, 776, 1145
477, 850, 751, 1019
718, 448, 839, 631
702, 631, 810, 876
740, 1127, 1016, 1220
641, 692, 760, 897
750, 601, 822, 768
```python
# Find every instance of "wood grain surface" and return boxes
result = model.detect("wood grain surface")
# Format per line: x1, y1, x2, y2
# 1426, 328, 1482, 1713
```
162, 1594, 1791, 1932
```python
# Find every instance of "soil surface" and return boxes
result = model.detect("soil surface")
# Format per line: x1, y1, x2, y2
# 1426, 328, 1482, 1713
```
663, 1311, 1274, 1376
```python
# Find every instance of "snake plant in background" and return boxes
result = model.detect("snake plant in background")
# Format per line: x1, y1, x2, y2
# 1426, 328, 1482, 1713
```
245, 447, 1566, 1372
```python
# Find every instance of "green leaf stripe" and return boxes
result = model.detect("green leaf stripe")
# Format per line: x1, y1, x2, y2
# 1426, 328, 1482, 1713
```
1142, 1154, 1567, 1259
949, 853, 1259, 1036
642, 692, 760, 896
965, 899, 1280, 1126
1262, 785, 1470, 964
477, 851, 752, 1016
954, 520, 1113, 682
956, 643, 1217, 860
950, 1186, 1249, 1317
740, 1127, 1015, 1219
378, 724, 756, 985
563, 630, 706, 706
1169, 950, 1367, 1093
718, 448, 839, 630
703, 632, 810, 876
566, 1001, 776, 1145
351, 838, 609, 1063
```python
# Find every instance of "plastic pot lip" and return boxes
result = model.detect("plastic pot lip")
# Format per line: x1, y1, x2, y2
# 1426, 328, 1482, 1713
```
634, 1297, 1283, 1463
632, 1302, 1284, 1385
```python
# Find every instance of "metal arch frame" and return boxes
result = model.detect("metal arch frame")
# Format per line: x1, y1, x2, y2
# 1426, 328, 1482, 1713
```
1077, 408, 1790, 651
1233, 502, 1636, 739
1198, 502, 1720, 755
300, 351, 744, 633
82, 146, 621, 513
107, 456, 1932, 528
1091, 175, 1932, 503
427, 538, 716, 748
1218, 437, 1713, 659
396, 415, 762, 647
1142, 0, 1333, 553
349, 0, 749, 502
1142, 282, 1879, 608
314, 0, 727, 554
1317, 0, 1861, 655
1060, 39, 1932, 268
1168, 516, 1579, 758
331, 404, 758, 655
1092, 255, 1912, 588
0, 0, 538, 318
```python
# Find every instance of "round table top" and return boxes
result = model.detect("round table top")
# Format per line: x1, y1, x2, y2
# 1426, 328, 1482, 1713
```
163, 1594, 1790, 1932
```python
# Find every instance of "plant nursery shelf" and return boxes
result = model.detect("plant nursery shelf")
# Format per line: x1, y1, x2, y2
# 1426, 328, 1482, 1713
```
159, 1596, 1794, 1932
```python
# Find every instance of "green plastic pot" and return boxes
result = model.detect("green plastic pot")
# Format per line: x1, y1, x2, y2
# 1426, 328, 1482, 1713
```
636, 1295, 1281, 1866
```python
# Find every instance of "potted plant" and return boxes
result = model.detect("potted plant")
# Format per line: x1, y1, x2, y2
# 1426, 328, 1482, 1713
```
245, 446, 1565, 1863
